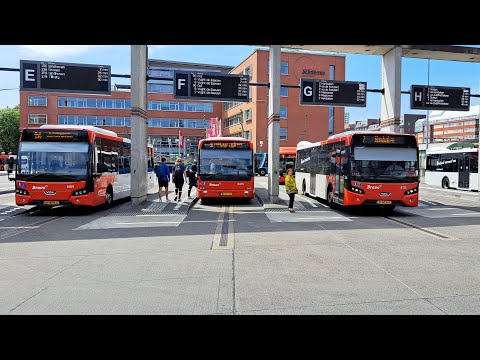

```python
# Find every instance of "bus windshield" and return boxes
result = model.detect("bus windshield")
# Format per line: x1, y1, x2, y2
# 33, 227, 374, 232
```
199, 148, 253, 178
351, 146, 418, 183
17, 142, 89, 179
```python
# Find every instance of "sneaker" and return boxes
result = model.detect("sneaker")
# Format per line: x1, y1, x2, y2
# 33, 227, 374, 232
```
174, 197, 177, 201
165, 199, 169, 203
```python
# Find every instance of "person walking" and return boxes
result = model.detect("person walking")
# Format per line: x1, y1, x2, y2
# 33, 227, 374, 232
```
285, 168, 298, 213
171, 158, 187, 202
155, 157, 171, 202
187, 161, 198, 198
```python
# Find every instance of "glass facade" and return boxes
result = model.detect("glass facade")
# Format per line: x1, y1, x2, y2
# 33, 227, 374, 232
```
58, 115, 210, 129
57, 97, 213, 113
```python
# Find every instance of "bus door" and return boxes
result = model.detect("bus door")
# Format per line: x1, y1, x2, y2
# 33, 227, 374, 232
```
458, 155, 470, 188
310, 172, 316, 195
334, 148, 345, 204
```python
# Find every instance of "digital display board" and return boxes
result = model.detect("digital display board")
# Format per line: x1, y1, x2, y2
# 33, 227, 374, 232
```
20, 60, 111, 95
410, 85, 470, 111
201, 142, 251, 149
22, 129, 89, 142
301, 79, 367, 107
355, 134, 417, 147
174, 71, 249, 102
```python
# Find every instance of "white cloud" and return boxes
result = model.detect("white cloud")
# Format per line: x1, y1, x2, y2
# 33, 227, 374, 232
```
17, 45, 108, 58
147, 45, 169, 52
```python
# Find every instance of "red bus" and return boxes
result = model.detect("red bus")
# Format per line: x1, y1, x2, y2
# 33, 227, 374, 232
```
278, 146, 296, 184
0, 154, 10, 171
295, 131, 419, 211
13, 125, 154, 208
197, 137, 254, 201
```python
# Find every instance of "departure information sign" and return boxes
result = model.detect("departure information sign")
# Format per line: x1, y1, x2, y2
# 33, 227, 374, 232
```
20, 60, 111, 94
410, 85, 470, 111
174, 71, 249, 102
301, 79, 367, 107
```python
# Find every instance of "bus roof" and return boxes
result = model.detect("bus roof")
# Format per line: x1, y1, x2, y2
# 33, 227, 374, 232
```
201, 136, 251, 142
39, 125, 120, 138
297, 131, 417, 150
426, 147, 479, 154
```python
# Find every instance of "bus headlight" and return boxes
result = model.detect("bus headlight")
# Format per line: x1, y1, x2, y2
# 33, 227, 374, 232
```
16, 188, 30, 195
72, 189, 88, 196
404, 187, 418, 195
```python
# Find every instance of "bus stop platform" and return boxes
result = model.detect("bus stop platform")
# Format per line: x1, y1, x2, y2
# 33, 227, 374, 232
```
254, 178, 289, 209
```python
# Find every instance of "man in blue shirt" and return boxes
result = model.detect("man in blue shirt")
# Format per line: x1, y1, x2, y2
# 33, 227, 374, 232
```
155, 157, 171, 202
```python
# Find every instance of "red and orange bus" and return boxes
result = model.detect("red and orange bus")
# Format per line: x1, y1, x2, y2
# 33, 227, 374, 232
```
197, 137, 254, 201
0, 154, 11, 171
278, 147, 296, 183
13, 125, 154, 208
295, 131, 419, 211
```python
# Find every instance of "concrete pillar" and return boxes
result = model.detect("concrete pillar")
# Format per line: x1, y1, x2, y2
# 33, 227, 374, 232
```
130, 45, 148, 206
267, 45, 281, 203
380, 46, 402, 133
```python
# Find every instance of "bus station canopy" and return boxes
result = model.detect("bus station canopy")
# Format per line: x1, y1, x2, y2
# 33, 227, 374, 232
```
276, 45, 480, 63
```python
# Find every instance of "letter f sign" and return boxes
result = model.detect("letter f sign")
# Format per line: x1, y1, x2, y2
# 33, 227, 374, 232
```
177, 78, 185, 90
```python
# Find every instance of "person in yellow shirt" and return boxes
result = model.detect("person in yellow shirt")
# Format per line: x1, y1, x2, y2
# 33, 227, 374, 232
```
285, 168, 298, 213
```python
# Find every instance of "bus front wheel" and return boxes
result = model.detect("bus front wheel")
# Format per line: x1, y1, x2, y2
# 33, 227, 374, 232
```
259, 169, 266, 176
442, 177, 450, 189
327, 186, 334, 208
104, 187, 113, 209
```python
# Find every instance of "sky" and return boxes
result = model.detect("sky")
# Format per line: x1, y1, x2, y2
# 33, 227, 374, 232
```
0, 45, 479, 124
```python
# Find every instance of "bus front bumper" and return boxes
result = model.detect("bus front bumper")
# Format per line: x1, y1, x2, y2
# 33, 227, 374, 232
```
343, 190, 419, 207
198, 189, 254, 199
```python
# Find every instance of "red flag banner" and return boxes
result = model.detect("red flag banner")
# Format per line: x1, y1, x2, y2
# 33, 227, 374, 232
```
209, 118, 217, 138
179, 131, 184, 147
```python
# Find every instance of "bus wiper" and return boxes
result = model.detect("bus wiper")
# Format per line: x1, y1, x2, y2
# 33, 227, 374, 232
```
26, 173, 79, 181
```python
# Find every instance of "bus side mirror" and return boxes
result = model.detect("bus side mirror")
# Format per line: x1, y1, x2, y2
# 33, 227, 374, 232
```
96, 163, 102, 174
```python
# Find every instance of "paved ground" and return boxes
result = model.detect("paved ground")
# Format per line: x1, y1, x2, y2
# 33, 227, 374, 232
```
0, 175, 479, 314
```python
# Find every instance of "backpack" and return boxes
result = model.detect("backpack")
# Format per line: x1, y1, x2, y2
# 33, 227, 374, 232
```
173, 165, 184, 181
156, 163, 167, 178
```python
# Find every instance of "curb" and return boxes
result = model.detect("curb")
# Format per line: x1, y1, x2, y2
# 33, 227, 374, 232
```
0, 190, 14, 195
254, 191, 265, 207
187, 197, 199, 212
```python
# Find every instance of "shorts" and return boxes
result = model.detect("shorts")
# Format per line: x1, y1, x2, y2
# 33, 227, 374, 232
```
158, 180, 169, 188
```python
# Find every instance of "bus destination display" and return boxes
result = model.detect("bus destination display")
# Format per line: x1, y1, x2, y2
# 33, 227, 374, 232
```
174, 71, 249, 102
201, 142, 251, 149
20, 60, 111, 95
22, 129, 89, 142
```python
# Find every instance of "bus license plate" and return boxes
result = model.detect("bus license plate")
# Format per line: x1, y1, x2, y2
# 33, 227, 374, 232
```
377, 200, 392, 205
220, 192, 232, 196
43, 201, 60, 205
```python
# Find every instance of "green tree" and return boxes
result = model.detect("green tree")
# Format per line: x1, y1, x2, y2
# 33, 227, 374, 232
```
0, 105, 20, 154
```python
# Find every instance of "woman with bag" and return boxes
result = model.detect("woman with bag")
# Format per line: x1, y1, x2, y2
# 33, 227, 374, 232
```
285, 168, 298, 213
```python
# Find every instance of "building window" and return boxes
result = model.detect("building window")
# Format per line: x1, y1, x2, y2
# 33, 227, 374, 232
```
328, 107, 334, 135
244, 65, 252, 78
280, 87, 288, 97
244, 108, 252, 120
280, 106, 288, 119
280, 128, 287, 140
329, 65, 335, 80
28, 96, 47, 106
28, 114, 47, 124
267, 61, 289, 75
